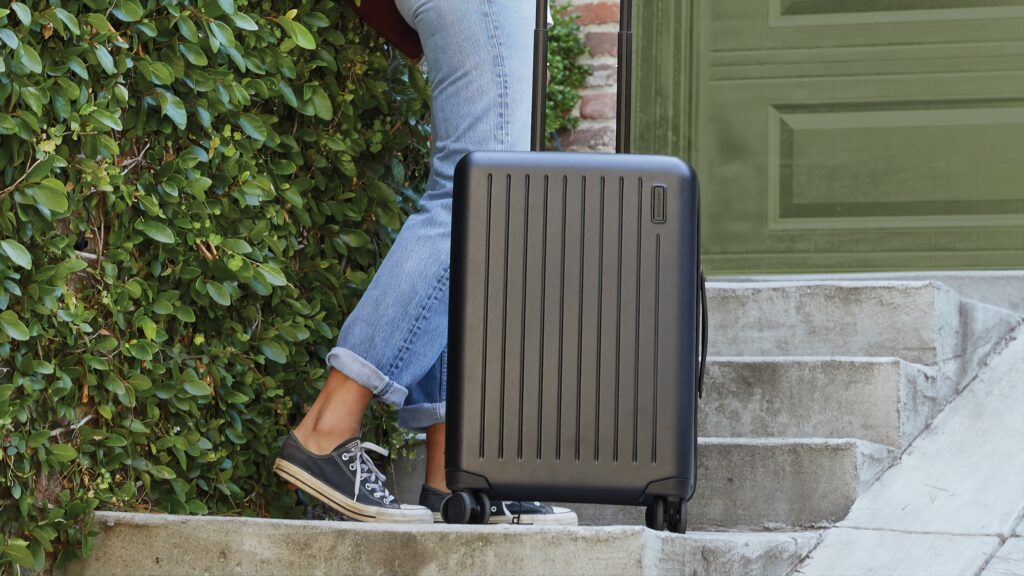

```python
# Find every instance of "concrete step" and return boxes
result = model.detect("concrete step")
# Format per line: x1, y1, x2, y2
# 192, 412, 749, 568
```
391, 438, 895, 531
716, 271, 1024, 315
64, 511, 821, 576
706, 282, 1021, 393
699, 357, 939, 450
565, 438, 894, 530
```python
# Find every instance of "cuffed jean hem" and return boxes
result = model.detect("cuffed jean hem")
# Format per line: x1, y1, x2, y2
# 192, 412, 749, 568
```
397, 402, 446, 432
325, 346, 409, 408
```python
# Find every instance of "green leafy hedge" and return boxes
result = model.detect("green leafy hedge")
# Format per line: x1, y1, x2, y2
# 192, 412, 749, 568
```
546, 1, 589, 146
0, 0, 587, 572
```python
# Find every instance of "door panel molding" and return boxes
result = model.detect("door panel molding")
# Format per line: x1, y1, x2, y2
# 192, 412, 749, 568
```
770, 0, 1024, 27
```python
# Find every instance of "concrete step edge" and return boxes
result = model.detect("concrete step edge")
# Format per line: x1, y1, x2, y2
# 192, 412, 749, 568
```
63, 511, 822, 576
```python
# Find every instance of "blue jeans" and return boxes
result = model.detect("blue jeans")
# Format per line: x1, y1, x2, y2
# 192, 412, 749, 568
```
325, 0, 536, 431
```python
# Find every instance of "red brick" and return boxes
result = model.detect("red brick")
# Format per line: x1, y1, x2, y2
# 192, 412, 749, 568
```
585, 62, 617, 88
585, 31, 617, 57
560, 124, 615, 152
581, 92, 617, 120
566, 2, 619, 25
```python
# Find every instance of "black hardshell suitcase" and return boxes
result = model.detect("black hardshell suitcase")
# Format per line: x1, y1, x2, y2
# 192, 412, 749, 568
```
444, 0, 707, 533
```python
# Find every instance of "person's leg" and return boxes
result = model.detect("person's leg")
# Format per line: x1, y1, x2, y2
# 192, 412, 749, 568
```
276, 0, 535, 523
294, 0, 535, 454
390, 0, 536, 495
424, 422, 447, 491
292, 369, 371, 454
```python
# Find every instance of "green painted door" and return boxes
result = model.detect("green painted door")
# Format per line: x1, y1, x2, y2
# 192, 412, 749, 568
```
632, 0, 1024, 274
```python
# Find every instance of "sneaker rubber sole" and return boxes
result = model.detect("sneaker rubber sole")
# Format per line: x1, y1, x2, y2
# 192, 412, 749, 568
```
273, 458, 432, 524
430, 508, 579, 525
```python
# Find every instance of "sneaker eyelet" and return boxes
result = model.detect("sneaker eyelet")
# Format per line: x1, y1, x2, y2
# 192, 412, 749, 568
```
349, 464, 356, 470
341, 454, 349, 461
365, 483, 373, 489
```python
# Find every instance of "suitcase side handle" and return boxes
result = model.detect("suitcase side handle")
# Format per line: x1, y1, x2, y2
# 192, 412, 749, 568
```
531, 0, 634, 154
698, 272, 708, 399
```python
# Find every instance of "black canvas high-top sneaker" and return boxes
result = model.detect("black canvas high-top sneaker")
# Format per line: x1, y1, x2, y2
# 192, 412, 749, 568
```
274, 432, 432, 524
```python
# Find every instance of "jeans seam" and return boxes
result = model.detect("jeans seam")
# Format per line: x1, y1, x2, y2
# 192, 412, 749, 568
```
383, 264, 450, 381
483, 0, 510, 148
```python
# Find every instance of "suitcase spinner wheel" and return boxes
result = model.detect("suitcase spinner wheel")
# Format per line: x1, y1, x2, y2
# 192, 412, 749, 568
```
644, 498, 688, 533
441, 490, 492, 525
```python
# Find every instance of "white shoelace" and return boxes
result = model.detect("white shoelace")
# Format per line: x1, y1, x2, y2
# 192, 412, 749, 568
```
340, 441, 395, 505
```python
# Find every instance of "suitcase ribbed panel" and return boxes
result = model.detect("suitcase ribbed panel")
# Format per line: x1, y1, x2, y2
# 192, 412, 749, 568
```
449, 151, 698, 504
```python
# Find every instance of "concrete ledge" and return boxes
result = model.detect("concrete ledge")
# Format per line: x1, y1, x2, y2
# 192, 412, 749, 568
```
715, 271, 1024, 314
61, 512, 820, 576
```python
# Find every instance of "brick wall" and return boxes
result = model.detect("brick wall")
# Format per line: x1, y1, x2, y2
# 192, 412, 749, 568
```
560, 0, 620, 153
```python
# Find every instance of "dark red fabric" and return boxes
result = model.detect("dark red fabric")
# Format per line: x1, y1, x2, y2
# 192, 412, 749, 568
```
346, 0, 424, 61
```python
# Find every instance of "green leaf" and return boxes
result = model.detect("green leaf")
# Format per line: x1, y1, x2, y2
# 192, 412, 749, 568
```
259, 340, 287, 363
217, 0, 236, 14
206, 281, 231, 306
94, 45, 116, 74
156, 90, 187, 129
26, 179, 69, 212
1, 239, 32, 269
230, 12, 258, 31
150, 465, 177, 480
2, 543, 34, 568
129, 373, 153, 390
127, 340, 158, 360
209, 20, 235, 48
0, 114, 16, 134
112, 0, 144, 22
182, 378, 210, 396
279, 186, 304, 208
178, 42, 207, 65
311, 88, 332, 121
103, 374, 126, 394
90, 109, 123, 131
237, 114, 267, 141
0, 28, 19, 49
177, 15, 199, 42
136, 21, 157, 40
25, 154, 55, 181
49, 444, 78, 462
104, 435, 128, 447
15, 43, 42, 74
68, 55, 89, 79
10, 2, 31, 26
289, 20, 316, 50
138, 220, 176, 244
149, 61, 175, 85
27, 430, 50, 448
55, 8, 81, 35
277, 80, 297, 107
257, 263, 287, 287
221, 239, 252, 254
0, 311, 30, 341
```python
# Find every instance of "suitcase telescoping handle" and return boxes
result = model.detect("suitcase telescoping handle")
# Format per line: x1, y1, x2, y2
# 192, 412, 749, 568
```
531, 0, 634, 153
